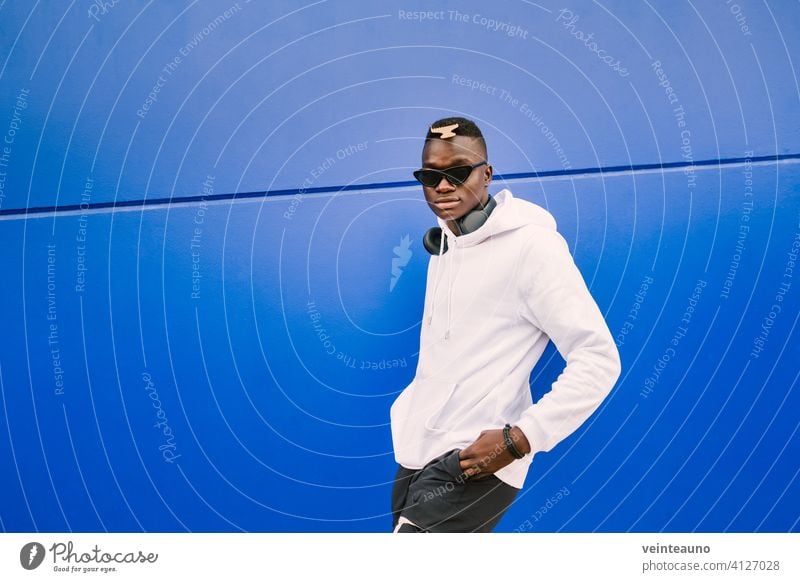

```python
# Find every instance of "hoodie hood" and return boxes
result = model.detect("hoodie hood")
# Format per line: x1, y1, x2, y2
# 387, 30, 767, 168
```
428, 188, 557, 338
436, 188, 557, 244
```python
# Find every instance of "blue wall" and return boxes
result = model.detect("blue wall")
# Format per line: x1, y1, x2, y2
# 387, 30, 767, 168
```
0, 0, 798, 532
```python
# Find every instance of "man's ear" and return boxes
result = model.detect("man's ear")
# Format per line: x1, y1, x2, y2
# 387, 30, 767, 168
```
484, 164, 493, 185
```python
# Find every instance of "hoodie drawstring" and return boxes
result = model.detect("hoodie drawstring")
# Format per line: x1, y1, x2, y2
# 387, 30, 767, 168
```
427, 229, 446, 327
445, 243, 454, 339
427, 229, 453, 340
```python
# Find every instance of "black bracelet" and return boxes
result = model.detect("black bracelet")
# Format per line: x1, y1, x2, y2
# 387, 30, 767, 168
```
504, 423, 525, 459
503, 425, 522, 458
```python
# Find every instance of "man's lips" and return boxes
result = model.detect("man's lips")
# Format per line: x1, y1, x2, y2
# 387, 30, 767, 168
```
432, 197, 461, 210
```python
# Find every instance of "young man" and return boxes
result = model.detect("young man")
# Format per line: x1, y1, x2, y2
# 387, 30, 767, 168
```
389, 116, 622, 533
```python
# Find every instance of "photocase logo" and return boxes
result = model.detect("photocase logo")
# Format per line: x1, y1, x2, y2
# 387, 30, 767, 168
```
390, 235, 413, 292
20, 542, 46, 570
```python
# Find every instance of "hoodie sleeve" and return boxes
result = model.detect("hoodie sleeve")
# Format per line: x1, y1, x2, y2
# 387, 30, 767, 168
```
514, 228, 622, 456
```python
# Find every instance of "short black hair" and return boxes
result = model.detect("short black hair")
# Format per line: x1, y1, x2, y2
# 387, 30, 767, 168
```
424, 116, 487, 158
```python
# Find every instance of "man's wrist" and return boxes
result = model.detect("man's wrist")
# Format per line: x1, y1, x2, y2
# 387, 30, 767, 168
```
509, 425, 532, 455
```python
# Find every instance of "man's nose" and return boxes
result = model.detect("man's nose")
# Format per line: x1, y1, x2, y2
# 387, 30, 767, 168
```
435, 176, 455, 192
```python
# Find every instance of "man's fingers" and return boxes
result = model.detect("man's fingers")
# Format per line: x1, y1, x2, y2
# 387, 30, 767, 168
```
460, 457, 488, 476
461, 466, 479, 479
458, 447, 476, 464
456, 429, 511, 479
459, 455, 480, 474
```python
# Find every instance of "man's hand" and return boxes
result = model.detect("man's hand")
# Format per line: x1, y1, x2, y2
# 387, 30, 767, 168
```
458, 426, 531, 478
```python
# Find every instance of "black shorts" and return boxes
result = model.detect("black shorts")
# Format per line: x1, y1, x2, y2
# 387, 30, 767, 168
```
391, 448, 520, 532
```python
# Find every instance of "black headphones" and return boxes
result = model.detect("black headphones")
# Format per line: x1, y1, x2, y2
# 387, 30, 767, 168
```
423, 195, 497, 255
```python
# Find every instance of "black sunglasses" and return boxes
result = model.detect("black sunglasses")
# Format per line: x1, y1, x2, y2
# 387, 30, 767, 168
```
413, 160, 487, 188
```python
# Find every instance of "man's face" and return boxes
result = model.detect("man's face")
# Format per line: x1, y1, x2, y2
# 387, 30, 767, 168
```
419, 136, 492, 222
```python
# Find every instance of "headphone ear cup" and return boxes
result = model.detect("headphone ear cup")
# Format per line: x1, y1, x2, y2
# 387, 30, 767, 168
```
423, 227, 448, 255
458, 210, 485, 234
458, 195, 497, 234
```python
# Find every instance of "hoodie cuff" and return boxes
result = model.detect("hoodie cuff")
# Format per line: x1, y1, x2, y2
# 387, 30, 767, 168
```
513, 413, 550, 457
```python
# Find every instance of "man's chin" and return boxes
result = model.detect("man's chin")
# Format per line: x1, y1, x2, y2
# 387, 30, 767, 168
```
431, 205, 468, 222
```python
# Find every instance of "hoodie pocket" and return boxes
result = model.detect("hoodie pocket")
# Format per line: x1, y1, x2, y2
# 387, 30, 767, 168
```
391, 378, 458, 436
427, 381, 498, 433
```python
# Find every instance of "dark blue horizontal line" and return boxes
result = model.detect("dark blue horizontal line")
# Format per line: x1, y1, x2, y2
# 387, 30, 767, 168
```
2, 153, 799, 218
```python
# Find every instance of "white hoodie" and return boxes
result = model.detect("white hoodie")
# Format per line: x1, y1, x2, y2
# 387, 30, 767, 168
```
390, 188, 622, 489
